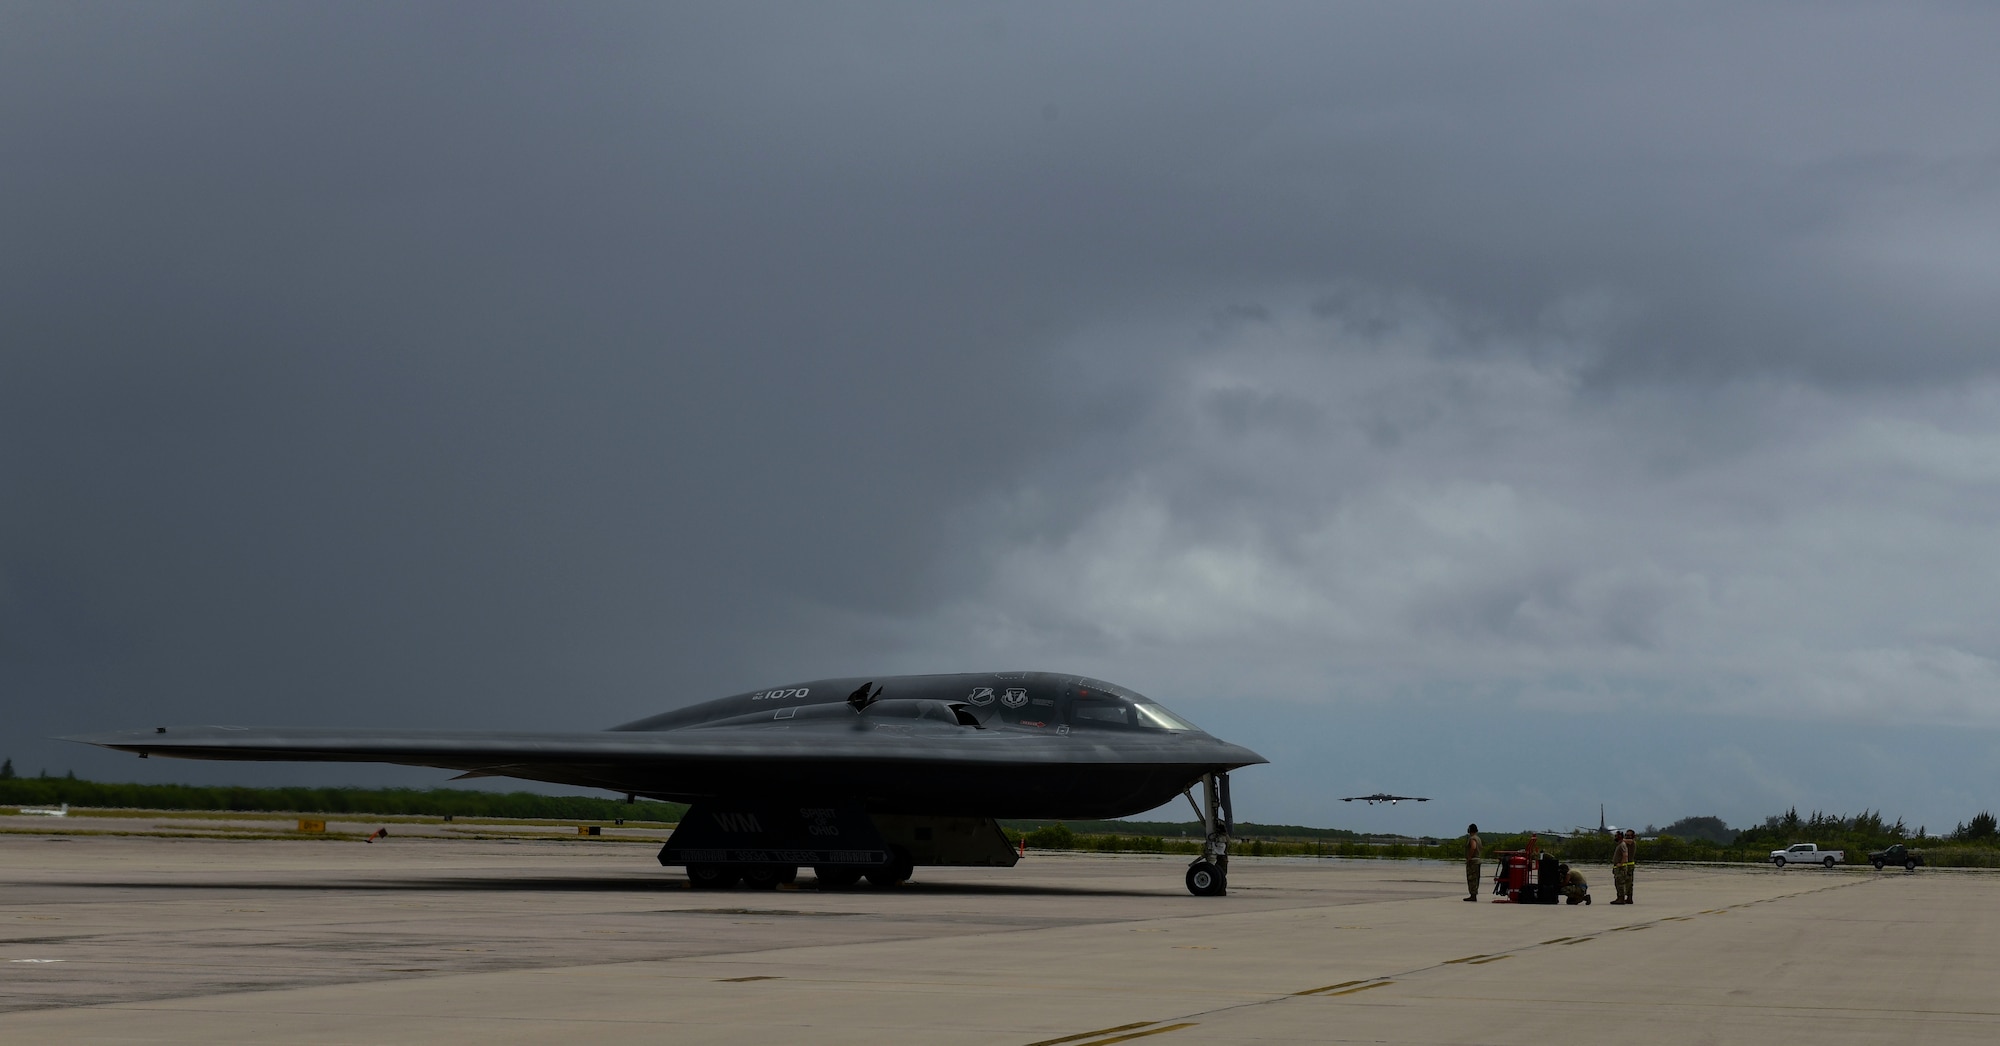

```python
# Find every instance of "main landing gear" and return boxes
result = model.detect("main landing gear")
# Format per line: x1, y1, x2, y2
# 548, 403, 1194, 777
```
685, 846, 914, 891
1183, 771, 1233, 897
686, 863, 802, 890
864, 847, 915, 888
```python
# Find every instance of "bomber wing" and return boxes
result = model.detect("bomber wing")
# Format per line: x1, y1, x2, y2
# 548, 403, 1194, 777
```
64, 719, 1266, 818
64, 669, 1271, 894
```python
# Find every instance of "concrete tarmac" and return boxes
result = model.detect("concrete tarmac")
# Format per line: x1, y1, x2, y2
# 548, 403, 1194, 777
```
3, 830, 1994, 1044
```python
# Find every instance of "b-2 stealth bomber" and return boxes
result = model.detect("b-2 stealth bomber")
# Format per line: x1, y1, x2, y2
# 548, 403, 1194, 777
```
69, 671, 1266, 895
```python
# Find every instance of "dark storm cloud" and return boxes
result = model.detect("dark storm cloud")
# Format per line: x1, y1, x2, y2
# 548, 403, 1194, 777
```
4, 4, 1998, 827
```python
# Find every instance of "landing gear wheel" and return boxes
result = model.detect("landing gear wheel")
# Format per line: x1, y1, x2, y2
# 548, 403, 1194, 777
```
1824, 856, 1836, 868
686, 863, 740, 890
1180, 771, 1235, 896
1186, 860, 1226, 897
743, 865, 797, 890
866, 847, 914, 888
813, 866, 863, 890
1584, 895, 1592, 905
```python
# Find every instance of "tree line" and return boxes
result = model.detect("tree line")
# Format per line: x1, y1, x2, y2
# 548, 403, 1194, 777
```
7, 762, 1995, 865
1008, 806, 2000, 866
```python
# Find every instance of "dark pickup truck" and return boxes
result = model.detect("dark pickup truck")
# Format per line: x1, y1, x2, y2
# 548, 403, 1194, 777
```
1869, 844, 1925, 870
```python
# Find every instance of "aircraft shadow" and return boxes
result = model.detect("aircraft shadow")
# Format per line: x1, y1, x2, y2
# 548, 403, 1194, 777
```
51, 877, 1164, 898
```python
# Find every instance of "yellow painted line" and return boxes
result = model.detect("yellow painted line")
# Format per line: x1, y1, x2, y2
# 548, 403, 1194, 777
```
1440, 954, 1488, 964
1025, 1022, 1157, 1046
1467, 955, 1512, 965
1323, 980, 1394, 997
1661, 916, 1693, 922
1073, 1023, 1198, 1046
1293, 979, 1368, 996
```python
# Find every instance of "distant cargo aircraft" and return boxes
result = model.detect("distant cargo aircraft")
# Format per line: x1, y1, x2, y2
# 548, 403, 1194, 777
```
69, 672, 1265, 896
1340, 793, 1429, 805
18, 803, 69, 817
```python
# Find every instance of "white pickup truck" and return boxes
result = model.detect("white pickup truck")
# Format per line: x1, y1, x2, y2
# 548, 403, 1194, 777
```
1770, 843, 1844, 868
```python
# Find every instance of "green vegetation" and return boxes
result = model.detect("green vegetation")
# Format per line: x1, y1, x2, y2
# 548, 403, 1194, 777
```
1711, 807, 2000, 868
8, 764, 1995, 868
1504, 809, 2000, 868
1004, 819, 1445, 859
1656, 815, 1733, 845
1005, 806, 2000, 867
0, 772, 686, 823
1000, 818, 1365, 842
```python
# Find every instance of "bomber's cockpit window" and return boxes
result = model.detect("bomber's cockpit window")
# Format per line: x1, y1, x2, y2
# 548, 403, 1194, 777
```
1070, 696, 1134, 727
1065, 678, 1200, 732
1133, 703, 1196, 731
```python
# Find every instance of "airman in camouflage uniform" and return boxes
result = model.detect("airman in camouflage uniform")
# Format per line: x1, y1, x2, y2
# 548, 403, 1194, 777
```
1464, 824, 1482, 902
1562, 865, 1590, 905
1611, 830, 1636, 904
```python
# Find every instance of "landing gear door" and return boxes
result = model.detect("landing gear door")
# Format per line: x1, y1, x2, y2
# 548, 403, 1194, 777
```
657, 803, 888, 868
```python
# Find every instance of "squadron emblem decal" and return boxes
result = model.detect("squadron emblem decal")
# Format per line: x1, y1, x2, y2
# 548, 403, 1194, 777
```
1001, 688, 1029, 709
967, 687, 995, 706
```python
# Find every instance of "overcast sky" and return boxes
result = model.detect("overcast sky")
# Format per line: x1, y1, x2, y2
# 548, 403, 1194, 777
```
5, 2, 1998, 836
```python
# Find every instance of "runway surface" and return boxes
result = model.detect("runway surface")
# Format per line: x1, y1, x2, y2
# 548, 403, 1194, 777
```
3, 824, 1995, 1044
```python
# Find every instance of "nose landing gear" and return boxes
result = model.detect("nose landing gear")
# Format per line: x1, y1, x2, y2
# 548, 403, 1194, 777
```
1183, 771, 1233, 897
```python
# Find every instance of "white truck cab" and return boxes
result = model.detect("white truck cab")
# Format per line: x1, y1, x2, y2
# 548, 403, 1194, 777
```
1770, 843, 1843, 868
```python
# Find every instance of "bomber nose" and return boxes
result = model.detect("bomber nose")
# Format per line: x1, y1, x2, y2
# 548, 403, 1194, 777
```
1219, 740, 1268, 767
